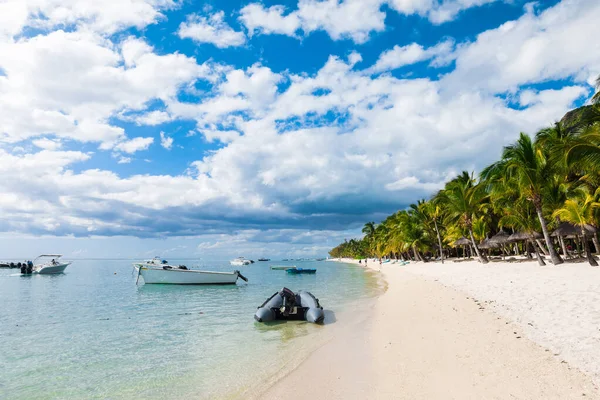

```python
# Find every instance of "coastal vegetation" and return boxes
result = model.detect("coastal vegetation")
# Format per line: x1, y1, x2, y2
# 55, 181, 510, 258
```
330, 88, 600, 266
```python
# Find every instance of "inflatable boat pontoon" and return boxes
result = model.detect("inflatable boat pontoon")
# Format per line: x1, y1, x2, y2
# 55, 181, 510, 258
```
255, 287, 324, 323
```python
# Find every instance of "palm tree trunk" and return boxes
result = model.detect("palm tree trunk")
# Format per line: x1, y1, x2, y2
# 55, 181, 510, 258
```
412, 245, 421, 262
581, 229, 598, 266
468, 228, 488, 263
531, 240, 546, 266
576, 237, 582, 258
558, 236, 569, 258
535, 239, 549, 256
434, 219, 444, 264
592, 233, 600, 255
535, 205, 563, 265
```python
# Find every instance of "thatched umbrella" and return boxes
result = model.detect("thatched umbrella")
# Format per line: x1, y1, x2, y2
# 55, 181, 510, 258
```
489, 230, 510, 245
552, 222, 597, 258
488, 230, 510, 259
506, 231, 543, 259
551, 222, 596, 238
507, 231, 542, 242
478, 238, 499, 249
453, 237, 471, 259
454, 237, 470, 246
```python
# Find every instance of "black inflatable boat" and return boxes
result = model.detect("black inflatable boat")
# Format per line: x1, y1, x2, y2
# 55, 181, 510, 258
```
255, 287, 324, 324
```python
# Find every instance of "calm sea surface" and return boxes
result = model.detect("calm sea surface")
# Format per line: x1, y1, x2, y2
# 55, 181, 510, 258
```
0, 259, 381, 399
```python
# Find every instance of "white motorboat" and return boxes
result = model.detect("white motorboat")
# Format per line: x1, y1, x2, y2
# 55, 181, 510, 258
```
31, 254, 71, 274
133, 258, 248, 285
230, 257, 252, 266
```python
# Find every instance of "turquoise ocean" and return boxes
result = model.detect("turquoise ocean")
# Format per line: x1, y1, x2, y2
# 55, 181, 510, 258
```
0, 259, 381, 399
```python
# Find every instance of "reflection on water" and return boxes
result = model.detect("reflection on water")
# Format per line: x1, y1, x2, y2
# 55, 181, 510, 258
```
0, 259, 383, 399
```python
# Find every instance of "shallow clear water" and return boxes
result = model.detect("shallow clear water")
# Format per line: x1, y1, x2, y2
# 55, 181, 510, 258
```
0, 259, 380, 399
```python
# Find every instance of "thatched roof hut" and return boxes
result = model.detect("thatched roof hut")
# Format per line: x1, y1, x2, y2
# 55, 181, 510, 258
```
489, 230, 510, 245
507, 231, 542, 242
551, 222, 597, 238
478, 238, 499, 249
453, 237, 471, 246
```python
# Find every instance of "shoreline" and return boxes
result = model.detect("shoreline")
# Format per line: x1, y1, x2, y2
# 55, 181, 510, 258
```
260, 258, 600, 399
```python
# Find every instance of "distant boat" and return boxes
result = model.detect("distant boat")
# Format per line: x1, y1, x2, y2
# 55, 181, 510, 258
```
257, 258, 270, 262
315, 258, 326, 261
230, 257, 251, 266
270, 265, 296, 270
22, 255, 71, 275
133, 257, 247, 285
286, 268, 316, 275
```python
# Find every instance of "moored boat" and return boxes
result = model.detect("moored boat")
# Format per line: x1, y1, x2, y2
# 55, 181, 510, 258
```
134, 258, 248, 285
270, 265, 295, 270
21, 255, 71, 275
255, 287, 324, 323
230, 257, 251, 266
257, 258, 270, 262
286, 268, 316, 274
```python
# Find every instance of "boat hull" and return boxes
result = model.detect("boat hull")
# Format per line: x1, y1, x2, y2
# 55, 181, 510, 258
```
255, 288, 324, 323
139, 267, 240, 285
36, 263, 70, 274
230, 261, 250, 266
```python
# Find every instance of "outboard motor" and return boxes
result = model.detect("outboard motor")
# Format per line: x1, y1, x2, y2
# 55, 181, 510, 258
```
280, 287, 297, 317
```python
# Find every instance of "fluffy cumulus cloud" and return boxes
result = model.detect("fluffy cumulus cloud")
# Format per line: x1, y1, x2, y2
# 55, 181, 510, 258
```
0, 0, 177, 38
0, 0, 599, 256
178, 11, 246, 48
366, 39, 455, 73
240, 0, 500, 43
0, 31, 206, 149
113, 137, 154, 154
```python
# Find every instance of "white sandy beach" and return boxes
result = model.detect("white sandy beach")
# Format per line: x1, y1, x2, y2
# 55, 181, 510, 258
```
260, 258, 600, 399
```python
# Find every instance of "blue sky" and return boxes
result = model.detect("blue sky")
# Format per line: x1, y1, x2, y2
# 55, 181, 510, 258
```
0, 0, 598, 259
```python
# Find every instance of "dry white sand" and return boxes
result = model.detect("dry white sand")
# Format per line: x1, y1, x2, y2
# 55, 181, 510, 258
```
259, 258, 600, 399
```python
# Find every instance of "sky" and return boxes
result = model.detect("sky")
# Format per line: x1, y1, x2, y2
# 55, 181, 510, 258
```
0, 0, 599, 259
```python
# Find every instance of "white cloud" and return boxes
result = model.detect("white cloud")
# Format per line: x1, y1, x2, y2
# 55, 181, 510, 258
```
159, 131, 173, 150
178, 11, 246, 48
240, 0, 385, 43
444, 1, 600, 93
32, 137, 62, 150
0, 0, 177, 38
117, 156, 132, 164
0, 32, 207, 148
239, 4, 301, 37
240, 0, 500, 43
366, 39, 455, 74
132, 110, 173, 126
114, 137, 154, 154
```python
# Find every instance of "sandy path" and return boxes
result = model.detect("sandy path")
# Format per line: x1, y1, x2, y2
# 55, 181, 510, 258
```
261, 266, 599, 399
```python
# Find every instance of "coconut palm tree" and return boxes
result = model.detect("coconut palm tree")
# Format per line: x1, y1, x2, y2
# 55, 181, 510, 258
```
552, 189, 600, 266
481, 133, 564, 265
438, 172, 489, 263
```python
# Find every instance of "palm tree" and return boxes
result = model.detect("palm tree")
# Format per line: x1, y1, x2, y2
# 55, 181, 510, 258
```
439, 172, 489, 263
552, 189, 600, 266
362, 222, 376, 237
481, 133, 563, 265
427, 199, 446, 263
